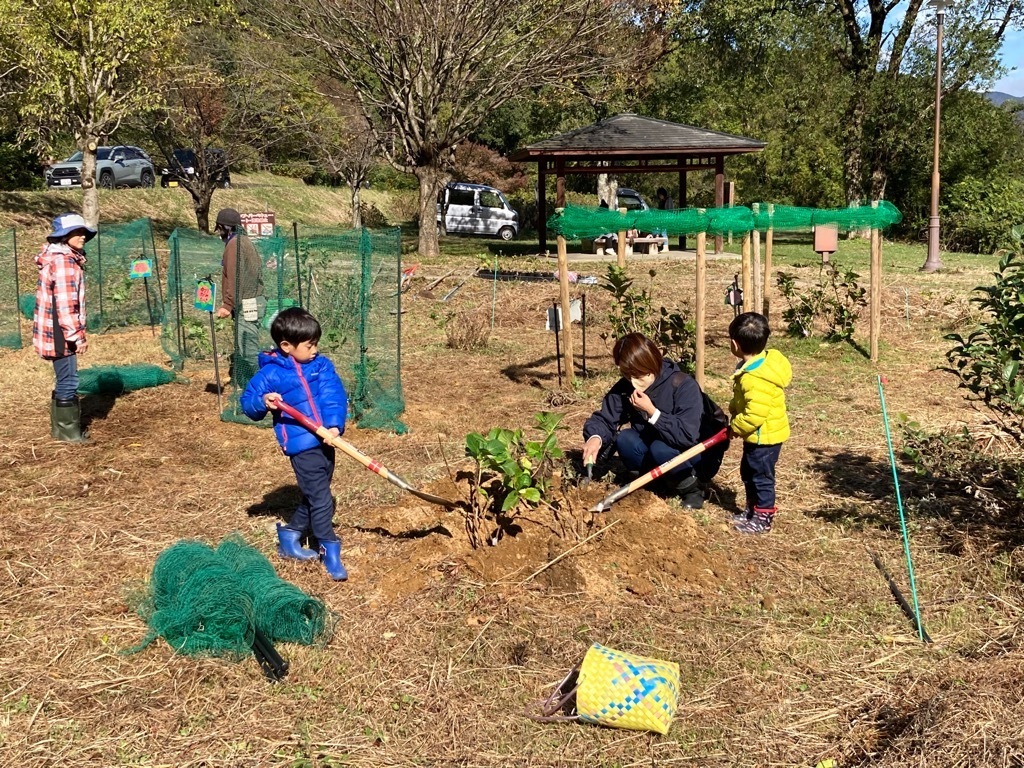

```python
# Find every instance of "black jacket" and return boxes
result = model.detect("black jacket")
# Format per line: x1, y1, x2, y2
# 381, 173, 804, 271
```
584, 360, 708, 450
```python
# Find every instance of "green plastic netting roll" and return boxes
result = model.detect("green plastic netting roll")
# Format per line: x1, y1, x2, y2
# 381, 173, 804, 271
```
78, 364, 177, 396
127, 535, 330, 658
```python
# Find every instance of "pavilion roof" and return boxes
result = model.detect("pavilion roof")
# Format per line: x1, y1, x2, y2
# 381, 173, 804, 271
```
510, 113, 765, 160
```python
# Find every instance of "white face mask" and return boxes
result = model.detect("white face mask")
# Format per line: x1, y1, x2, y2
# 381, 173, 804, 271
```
630, 373, 656, 393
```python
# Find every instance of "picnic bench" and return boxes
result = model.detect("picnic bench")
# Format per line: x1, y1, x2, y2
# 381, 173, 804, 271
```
587, 235, 667, 255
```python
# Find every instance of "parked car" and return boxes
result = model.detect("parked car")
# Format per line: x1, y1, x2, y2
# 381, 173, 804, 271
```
45, 146, 155, 189
437, 182, 519, 241
160, 148, 231, 188
616, 188, 650, 211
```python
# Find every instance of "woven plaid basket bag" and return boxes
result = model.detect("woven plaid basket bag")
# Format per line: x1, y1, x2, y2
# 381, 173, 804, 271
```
527, 643, 680, 735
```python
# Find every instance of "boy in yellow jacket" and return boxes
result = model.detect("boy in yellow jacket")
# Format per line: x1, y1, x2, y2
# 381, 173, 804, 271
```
728, 313, 792, 534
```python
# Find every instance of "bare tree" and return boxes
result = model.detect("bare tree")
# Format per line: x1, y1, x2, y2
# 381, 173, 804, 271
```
148, 78, 236, 233
268, 0, 621, 256
288, 79, 381, 228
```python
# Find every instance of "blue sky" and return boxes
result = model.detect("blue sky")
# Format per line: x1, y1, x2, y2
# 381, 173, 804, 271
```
992, 28, 1024, 95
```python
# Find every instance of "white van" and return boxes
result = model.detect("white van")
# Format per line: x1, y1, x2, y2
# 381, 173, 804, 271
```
437, 182, 519, 241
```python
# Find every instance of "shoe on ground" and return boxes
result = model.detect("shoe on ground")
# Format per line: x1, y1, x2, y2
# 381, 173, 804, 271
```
731, 508, 752, 525
735, 508, 775, 534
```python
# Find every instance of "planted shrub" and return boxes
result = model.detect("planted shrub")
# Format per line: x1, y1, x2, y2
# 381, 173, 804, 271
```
463, 412, 565, 548
600, 265, 695, 372
776, 262, 865, 341
945, 229, 1024, 427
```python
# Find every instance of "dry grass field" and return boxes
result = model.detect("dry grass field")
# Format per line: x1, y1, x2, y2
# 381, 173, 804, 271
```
2, 181, 1023, 767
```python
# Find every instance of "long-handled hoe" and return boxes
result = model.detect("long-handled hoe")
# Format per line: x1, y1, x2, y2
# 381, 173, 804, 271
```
590, 429, 729, 513
276, 400, 458, 509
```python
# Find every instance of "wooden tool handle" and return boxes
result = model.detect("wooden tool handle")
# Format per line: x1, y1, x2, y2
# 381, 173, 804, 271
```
276, 401, 377, 472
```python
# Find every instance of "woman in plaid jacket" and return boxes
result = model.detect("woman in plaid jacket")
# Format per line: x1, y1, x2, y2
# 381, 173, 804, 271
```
33, 213, 95, 442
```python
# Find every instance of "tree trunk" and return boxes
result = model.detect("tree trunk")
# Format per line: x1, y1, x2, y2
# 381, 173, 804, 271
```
842, 75, 872, 208
597, 173, 618, 207
190, 183, 216, 234
81, 144, 99, 229
351, 184, 362, 228
194, 193, 211, 234
415, 164, 446, 258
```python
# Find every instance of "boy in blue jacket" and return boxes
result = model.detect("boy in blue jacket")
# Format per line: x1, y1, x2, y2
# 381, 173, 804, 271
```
241, 308, 350, 580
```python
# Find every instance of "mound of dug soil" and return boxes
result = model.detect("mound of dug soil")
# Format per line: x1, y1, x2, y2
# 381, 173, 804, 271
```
355, 475, 730, 602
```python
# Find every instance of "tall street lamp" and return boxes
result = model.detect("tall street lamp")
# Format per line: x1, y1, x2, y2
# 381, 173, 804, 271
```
922, 0, 949, 272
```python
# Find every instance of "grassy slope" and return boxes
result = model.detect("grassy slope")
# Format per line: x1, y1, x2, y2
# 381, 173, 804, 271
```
0, 172, 418, 252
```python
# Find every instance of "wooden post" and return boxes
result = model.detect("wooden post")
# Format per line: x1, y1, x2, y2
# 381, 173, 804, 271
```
870, 200, 881, 363
617, 206, 627, 268
741, 232, 752, 312
763, 203, 774, 320
537, 166, 547, 254
752, 203, 762, 316
714, 157, 725, 254
678, 169, 687, 251
556, 230, 575, 386
695, 212, 707, 389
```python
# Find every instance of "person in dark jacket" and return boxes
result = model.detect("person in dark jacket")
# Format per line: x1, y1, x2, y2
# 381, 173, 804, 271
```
214, 207, 265, 385
582, 333, 727, 508
240, 308, 350, 581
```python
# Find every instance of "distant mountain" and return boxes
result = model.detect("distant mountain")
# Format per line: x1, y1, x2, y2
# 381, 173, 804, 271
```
987, 91, 1023, 106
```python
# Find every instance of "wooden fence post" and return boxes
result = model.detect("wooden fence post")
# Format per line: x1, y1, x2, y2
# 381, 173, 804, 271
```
763, 203, 774, 320
617, 206, 627, 268
741, 232, 752, 312
695, 213, 707, 389
752, 203, 762, 316
870, 200, 881, 363
554, 214, 575, 387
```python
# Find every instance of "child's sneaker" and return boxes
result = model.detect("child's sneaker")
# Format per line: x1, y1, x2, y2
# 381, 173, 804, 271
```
735, 507, 776, 534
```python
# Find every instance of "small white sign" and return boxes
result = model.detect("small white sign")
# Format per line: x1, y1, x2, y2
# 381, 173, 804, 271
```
545, 299, 582, 331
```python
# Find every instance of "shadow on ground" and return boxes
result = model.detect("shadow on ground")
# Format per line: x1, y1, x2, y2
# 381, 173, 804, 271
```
81, 393, 118, 431
246, 484, 300, 520
808, 446, 1024, 554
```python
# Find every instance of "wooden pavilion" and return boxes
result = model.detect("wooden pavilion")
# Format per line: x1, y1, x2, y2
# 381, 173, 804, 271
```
509, 113, 765, 253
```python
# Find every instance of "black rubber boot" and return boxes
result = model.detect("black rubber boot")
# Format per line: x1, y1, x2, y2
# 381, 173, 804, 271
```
50, 391, 59, 439
54, 396, 89, 443
675, 472, 704, 509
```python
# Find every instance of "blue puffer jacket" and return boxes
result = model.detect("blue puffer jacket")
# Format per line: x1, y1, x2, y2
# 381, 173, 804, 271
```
240, 350, 348, 456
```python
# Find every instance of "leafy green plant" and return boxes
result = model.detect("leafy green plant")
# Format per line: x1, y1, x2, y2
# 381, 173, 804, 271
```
174, 316, 229, 359
945, 230, 1024, 427
599, 265, 696, 372
463, 412, 564, 548
776, 262, 865, 341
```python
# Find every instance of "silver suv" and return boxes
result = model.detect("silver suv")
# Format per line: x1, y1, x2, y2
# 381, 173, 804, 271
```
46, 146, 156, 190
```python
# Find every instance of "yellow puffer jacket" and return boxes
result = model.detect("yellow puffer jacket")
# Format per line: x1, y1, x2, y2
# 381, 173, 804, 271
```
729, 349, 792, 445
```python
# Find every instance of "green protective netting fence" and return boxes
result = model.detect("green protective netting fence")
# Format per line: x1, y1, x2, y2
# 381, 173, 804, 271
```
0, 228, 21, 349
549, 201, 903, 239
292, 226, 406, 434
162, 229, 297, 428
127, 534, 330, 657
84, 218, 164, 332
78, 364, 178, 396
164, 226, 405, 433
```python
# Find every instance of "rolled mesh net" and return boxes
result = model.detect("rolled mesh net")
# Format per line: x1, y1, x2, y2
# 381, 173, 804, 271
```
0, 227, 21, 349
77, 364, 178, 396
128, 534, 330, 657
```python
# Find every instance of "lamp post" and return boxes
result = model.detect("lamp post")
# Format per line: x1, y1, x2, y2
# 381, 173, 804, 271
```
921, 0, 949, 273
